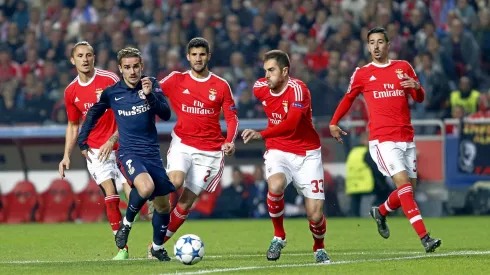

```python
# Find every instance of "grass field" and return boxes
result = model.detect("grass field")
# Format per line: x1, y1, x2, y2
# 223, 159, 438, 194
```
1, 217, 489, 274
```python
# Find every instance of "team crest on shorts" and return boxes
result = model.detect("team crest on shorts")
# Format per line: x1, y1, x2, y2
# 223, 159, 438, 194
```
389, 164, 395, 171
282, 101, 288, 113
209, 89, 217, 101
95, 88, 103, 102
138, 90, 146, 99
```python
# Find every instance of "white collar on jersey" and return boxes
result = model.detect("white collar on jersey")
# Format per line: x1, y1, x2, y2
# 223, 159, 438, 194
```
188, 70, 213, 82
269, 77, 291, 97
77, 68, 98, 87
369, 60, 392, 68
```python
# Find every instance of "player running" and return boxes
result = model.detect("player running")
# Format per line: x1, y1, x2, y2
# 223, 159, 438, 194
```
59, 41, 131, 260
242, 50, 330, 264
145, 37, 238, 256
329, 27, 442, 253
78, 47, 175, 261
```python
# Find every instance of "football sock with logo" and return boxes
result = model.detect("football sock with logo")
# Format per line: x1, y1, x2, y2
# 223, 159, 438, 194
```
164, 204, 189, 243
267, 191, 286, 240
104, 195, 122, 235
125, 188, 148, 225
309, 215, 327, 251
378, 189, 401, 216
152, 210, 170, 248
397, 183, 428, 238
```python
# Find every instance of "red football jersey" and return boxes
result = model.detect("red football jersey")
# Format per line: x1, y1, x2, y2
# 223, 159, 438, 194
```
159, 71, 239, 151
345, 60, 421, 142
64, 68, 119, 149
253, 77, 321, 155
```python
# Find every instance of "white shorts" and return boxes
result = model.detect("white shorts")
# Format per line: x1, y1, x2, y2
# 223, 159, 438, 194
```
368, 140, 417, 178
264, 148, 325, 200
86, 149, 127, 185
166, 133, 224, 195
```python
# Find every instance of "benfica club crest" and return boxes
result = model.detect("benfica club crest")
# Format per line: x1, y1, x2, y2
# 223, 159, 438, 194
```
282, 100, 288, 113
396, 69, 408, 80
95, 88, 103, 102
138, 90, 146, 99
209, 88, 217, 101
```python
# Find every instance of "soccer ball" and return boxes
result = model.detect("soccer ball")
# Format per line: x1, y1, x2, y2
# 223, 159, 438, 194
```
174, 234, 205, 265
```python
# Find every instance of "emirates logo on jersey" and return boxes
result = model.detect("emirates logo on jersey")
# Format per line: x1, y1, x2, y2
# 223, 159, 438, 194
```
95, 88, 103, 102
282, 101, 288, 113
209, 89, 217, 101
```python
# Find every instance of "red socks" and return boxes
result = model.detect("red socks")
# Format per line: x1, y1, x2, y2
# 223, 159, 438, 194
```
164, 204, 189, 244
379, 189, 401, 216
309, 215, 326, 251
397, 183, 427, 238
104, 195, 122, 234
267, 192, 286, 240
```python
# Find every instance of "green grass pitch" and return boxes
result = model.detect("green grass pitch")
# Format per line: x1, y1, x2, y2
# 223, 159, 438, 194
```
1, 217, 489, 274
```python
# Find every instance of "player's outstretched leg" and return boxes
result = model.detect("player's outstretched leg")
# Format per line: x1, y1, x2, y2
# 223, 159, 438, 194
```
98, 179, 129, 260
116, 174, 153, 249
390, 173, 442, 252
266, 191, 287, 261
149, 196, 172, 261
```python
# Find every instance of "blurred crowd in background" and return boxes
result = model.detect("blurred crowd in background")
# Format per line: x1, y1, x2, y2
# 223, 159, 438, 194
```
0, 0, 489, 126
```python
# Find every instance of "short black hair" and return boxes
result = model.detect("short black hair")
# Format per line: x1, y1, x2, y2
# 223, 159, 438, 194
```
367, 27, 390, 42
117, 47, 142, 65
187, 37, 210, 54
71, 41, 94, 57
263, 50, 290, 72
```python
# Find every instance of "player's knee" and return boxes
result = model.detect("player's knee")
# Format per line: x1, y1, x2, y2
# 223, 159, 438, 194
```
138, 182, 155, 198
306, 201, 324, 222
168, 172, 185, 189
392, 171, 410, 187
100, 179, 117, 196
267, 177, 287, 194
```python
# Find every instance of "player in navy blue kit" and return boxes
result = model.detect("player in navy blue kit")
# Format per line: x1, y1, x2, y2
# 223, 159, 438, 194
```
78, 47, 175, 261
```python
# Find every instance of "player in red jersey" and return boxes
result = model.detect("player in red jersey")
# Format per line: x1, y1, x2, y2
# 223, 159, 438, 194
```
329, 27, 442, 253
145, 37, 239, 257
58, 41, 131, 260
242, 50, 330, 264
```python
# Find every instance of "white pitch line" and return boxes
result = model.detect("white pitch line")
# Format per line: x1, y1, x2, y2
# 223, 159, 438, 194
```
159, 251, 490, 275
0, 251, 423, 264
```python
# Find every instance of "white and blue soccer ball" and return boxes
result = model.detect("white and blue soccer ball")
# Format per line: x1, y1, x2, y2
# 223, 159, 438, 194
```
174, 234, 205, 265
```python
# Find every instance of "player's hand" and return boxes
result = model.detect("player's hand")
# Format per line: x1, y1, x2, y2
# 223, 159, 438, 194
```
141, 77, 152, 95
400, 76, 420, 90
98, 140, 114, 162
222, 142, 235, 156
241, 129, 262, 144
329, 125, 347, 144
81, 148, 95, 164
59, 156, 70, 178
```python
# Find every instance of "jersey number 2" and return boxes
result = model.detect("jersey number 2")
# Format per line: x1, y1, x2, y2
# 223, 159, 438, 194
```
311, 179, 324, 193
203, 170, 211, 182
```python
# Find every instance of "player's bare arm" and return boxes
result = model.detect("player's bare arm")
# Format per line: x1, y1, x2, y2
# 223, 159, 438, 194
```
242, 129, 262, 144
59, 120, 80, 178
98, 130, 119, 162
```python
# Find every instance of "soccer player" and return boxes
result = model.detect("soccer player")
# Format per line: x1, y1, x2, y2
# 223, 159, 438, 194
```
329, 27, 442, 253
77, 47, 175, 261
148, 37, 238, 253
242, 50, 330, 264
58, 41, 131, 260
